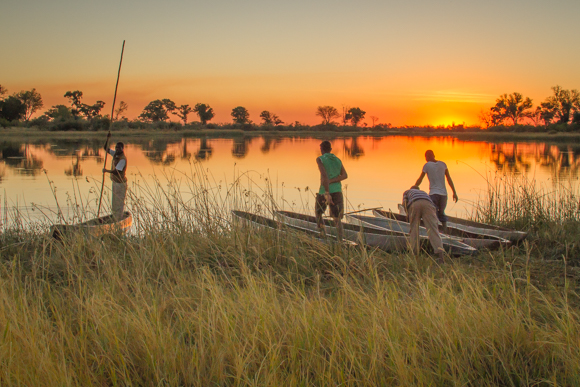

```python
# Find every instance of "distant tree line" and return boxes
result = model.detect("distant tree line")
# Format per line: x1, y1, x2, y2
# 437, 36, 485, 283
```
2, 83, 579, 133
479, 86, 580, 131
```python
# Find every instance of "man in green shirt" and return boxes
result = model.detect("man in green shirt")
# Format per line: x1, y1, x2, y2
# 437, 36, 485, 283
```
316, 140, 348, 240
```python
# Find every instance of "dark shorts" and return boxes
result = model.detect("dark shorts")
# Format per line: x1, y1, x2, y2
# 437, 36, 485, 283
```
315, 192, 344, 219
429, 194, 448, 223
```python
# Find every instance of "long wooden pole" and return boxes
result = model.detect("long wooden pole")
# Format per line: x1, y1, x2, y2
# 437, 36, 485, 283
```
97, 40, 125, 218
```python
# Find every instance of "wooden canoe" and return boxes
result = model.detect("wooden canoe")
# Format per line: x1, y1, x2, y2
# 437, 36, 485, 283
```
348, 212, 508, 250
396, 204, 527, 243
51, 211, 132, 240
232, 210, 355, 246
275, 210, 477, 255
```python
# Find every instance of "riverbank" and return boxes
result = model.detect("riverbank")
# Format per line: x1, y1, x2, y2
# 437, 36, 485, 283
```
1, 173, 579, 385
5, 126, 580, 142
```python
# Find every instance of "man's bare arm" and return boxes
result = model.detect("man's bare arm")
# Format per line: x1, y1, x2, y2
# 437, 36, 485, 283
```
317, 157, 330, 193
415, 171, 426, 187
329, 165, 348, 184
445, 169, 458, 202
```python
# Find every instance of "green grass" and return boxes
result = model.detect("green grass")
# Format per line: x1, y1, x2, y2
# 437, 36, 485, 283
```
1, 167, 580, 385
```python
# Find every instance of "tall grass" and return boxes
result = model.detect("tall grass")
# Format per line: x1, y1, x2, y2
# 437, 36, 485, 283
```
471, 172, 580, 228
1, 164, 580, 385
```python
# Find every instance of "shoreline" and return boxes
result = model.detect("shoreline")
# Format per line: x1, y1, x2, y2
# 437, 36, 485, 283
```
3, 127, 580, 142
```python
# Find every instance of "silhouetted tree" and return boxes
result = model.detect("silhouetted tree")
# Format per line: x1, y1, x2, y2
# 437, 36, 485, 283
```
114, 101, 128, 120
64, 90, 105, 120
369, 115, 379, 128
194, 103, 215, 125
0, 85, 7, 99
14, 88, 43, 121
139, 99, 176, 122
348, 107, 366, 127
540, 86, 580, 124
260, 111, 283, 126
80, 101, 105, 119
231, 106, 250, 124
173, 104, 193, 125
491, 92, 533, 125
44, 105, 73, 121
64, 90, 84, 118
0, 96, 26, 121
316, 106, 340, 125
341, 105, 351, 126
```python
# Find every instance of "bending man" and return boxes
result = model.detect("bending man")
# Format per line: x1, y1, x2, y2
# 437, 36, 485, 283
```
316, 140, 348, 241
102, 134, 128, 221
402, 185, 445, 262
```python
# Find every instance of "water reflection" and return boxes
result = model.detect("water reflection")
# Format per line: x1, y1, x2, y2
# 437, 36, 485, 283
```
64, 155, 83, 177
142, 140, 176, 165
232, 137, 252, 159
342, 136, 365, 159
3, 135, 580, 224
260, 136, 283, 154
490, 142, 580, 181
195, 137, 213, 161
0, 143, 44, 176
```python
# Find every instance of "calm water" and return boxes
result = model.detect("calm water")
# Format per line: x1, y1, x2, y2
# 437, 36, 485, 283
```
1, 134, 579, 227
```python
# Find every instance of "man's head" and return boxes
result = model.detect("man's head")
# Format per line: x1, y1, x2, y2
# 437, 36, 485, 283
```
320, 140, 332, 154
115, 142, 125, 155
425, 150, 435, 162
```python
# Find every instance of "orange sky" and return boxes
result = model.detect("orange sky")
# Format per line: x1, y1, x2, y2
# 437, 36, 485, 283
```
2, 0, 579, 126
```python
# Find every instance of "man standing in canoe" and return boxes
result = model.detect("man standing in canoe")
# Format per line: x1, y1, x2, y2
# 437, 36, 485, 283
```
316, 140, 348, 241
102, 133, 128, 221
402, 185, 445, 262
415, 150, 458, 232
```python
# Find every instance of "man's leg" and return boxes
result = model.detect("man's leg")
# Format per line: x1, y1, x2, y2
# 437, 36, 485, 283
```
315, 194, 327, 236
111, 182, 127, 221
331, 192, 344, 242
407, 203, 421, 255
420, 201, 445, 261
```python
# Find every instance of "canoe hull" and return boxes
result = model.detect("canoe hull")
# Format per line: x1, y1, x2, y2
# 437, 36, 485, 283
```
275, 211, 476, 255
367, 211, 509, 249
232, 210, 355, 246
51, 211, 132, 239
397, 204, 527, 243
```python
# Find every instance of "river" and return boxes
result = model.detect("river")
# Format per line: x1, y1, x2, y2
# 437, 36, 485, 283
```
1, 134, 579, 228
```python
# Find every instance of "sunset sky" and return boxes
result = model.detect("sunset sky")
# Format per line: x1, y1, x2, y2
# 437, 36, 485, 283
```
2, 0, 579, 126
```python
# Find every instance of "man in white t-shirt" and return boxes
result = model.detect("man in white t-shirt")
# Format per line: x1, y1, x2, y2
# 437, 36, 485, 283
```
414, 150, 458, 232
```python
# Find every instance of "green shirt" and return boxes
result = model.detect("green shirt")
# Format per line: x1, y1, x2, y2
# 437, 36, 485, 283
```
318, 153, 343, 194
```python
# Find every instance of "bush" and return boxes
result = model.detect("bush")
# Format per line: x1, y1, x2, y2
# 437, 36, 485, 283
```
49, 119, 87, 131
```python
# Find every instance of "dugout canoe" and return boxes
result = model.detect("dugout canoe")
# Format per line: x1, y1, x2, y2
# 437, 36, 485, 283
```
232, 210, 355, 246
51, 211, 132, 240
275, 210, 477, 255
347, 212, 508, 250
396, 204, 527, 243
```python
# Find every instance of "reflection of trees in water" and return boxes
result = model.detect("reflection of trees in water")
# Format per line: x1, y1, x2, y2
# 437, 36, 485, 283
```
141, 140, 176, 165
232, 137, 252, 159
490, 143, 531, 174
64, 155, 83, 177
490, 142, 580, 180
0, 142, 44, 176
260, 137, 282, 154
342, 136, 365, 159
195, 137, 213, 161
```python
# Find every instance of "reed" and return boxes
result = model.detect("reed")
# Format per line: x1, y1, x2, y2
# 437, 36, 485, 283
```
1, 165, 580, 385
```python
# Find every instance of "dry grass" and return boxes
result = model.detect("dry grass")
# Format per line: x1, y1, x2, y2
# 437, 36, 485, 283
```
1, 165, 580, 386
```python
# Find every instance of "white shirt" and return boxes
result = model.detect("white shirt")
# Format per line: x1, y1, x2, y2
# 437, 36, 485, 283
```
422, 161, 447, 196
108, 149, 126, 171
